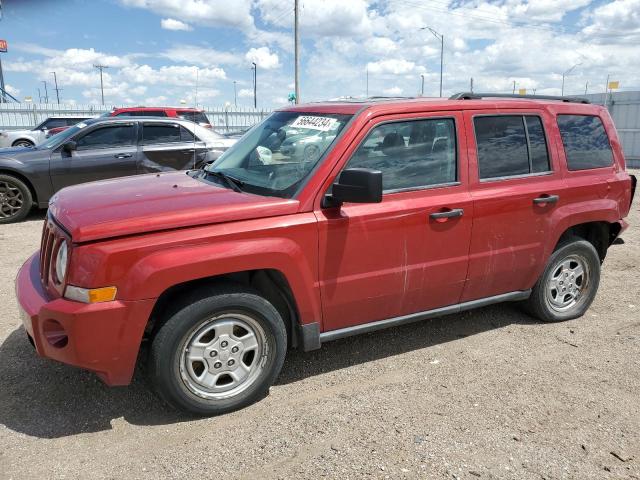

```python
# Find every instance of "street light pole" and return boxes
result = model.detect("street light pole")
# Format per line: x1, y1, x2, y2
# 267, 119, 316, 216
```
420, 74, 424, 96
251, 62, 257, 109
51, 71, 61, 104
561, 62, 582, 96
421, 27, 444, 97
294, 0, 300, 104
233, 80, 237, 108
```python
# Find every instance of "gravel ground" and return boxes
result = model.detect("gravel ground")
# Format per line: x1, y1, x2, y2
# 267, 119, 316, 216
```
1, 174, 639, 480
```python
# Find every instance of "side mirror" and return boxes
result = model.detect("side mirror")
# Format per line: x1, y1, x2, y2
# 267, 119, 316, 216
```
331, 168, 383, 205
62, 141, 77, 154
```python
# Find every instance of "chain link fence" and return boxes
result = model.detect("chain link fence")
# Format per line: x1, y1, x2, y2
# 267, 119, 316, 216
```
0, 103, 271, 134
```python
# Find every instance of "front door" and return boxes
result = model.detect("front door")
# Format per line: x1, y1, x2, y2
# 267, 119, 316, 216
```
50, 122, 138, 192
461, 111, 564, 301
316, 112, 473, 332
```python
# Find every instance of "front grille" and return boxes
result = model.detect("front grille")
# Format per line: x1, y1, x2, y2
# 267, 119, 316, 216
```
39, 216, 67, 296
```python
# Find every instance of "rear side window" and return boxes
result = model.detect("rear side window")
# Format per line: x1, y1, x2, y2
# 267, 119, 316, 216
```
557, 115, 613, 170
474, 115, 550, 179
178, 111, 210, 124
143, 124, 193, 144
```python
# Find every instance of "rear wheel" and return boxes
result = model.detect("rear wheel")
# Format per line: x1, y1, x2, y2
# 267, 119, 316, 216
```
149, 284, 287, 416
0, 174, 33, 224
12, 139, 35, 148
524, 238, 600, 322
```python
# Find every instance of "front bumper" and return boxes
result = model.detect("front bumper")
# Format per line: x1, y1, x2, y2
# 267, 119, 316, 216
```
15, 253, 156, 385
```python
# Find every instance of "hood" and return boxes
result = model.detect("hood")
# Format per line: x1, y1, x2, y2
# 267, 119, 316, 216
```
0, 146, 48, 161
49, 171, 299, 243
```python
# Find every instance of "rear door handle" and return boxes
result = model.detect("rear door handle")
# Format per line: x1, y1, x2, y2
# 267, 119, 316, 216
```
114, 153, 132, 159
430, 208, 464, 220
533, 194, 559, 204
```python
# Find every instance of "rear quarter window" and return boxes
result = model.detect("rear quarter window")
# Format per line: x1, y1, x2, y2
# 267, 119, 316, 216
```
557, 115, 613, 170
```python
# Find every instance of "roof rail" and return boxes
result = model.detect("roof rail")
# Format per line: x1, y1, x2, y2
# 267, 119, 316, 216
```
449, 92, 590, 104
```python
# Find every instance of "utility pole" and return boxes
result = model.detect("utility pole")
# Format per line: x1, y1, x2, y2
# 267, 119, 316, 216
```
251, 62, 257, 109
294, 0, 300, 104
584, 81, 589, 95
512, 80, 516, 94
0, 55, 5, 103
42, 81, 49, 103
470, 77, 474, 93
420, 74, 424, 96
233, 80, 237, 108
604, 73, 610, 107
420, 27, 444, 97
93, 64, 109, 105
51, 71, 61, 104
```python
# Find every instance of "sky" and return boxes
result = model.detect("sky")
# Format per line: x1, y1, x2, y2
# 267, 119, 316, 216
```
0, 0, 638, 109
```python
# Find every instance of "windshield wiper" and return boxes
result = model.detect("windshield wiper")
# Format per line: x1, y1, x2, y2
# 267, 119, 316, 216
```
205, 170, 245, 193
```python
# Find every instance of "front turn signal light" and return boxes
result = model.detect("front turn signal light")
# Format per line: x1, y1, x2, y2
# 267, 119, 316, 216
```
64, 285, 117, 303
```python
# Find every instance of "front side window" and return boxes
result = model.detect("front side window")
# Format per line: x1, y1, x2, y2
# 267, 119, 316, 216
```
204, 111, 352, 198
557, 115, 613, 170
75, 125, 136, 150
345, 118, 457, 191
474, 115, 550, 179
41, 118, 67, 130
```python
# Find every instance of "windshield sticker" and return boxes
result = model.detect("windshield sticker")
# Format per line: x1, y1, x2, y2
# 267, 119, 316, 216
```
289, 116, 338, 131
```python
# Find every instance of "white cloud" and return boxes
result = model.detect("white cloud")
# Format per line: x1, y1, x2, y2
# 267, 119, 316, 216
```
160, 18, 192, 31
162, 45, 240, 66
120, 64, 226, 85
245, 47, 280, 69
382, 86, 403, 96
367, 59, 416, 75
120, 0, 254, 29
238, 88, 254, 98
5, 85, 20, 97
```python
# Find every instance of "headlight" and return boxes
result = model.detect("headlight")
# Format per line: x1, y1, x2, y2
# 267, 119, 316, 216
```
55, 241, 68, 284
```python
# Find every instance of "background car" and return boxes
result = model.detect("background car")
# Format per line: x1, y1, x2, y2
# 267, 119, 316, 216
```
0, 116, 91, 148
0, 117, 236, 223
106, 106, 213, 128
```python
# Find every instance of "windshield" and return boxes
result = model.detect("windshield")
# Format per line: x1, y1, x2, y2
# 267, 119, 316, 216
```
38, 122, 90, 149
203, 111, 351, 198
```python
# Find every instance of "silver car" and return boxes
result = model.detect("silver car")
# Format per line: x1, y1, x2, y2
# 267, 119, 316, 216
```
0, 116, 90, 148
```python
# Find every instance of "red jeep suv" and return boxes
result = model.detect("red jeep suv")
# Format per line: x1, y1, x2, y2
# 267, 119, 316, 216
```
15, 93, 636, 415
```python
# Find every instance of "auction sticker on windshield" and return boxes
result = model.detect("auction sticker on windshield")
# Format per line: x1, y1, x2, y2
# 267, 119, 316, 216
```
290, 116, 338, 131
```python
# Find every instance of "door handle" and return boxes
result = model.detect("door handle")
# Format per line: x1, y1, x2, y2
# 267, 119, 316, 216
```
533, 194, 559, 205
429, 208, 464, 220
114, 153, 132, 159
181, 149, 196, 154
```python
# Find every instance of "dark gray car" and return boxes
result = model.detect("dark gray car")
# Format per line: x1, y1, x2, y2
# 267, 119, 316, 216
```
0, 117, 236, 223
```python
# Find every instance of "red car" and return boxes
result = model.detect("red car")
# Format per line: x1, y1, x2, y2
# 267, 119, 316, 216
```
108, 106, 213, 128
15, 93, 636, 415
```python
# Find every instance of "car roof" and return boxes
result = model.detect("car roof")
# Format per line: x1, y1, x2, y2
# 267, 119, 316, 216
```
82, 116, 199, 125
277, 94, 606, 116
111, 106, 203, 112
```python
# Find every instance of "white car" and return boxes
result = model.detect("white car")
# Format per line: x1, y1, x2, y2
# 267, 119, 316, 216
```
0, 116, 90, 148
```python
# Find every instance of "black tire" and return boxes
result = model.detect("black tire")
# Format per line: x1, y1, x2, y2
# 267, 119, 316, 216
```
149, 284, 287, 416
12, 139, 35, 148
524, 237, 601, 322
0, 174, 33, 224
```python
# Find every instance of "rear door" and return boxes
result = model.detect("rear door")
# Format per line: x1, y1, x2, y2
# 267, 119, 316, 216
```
138, 122, 208, 173
316, 111, 473, 331
50, 122, 138, 191
461, 110, 565, 301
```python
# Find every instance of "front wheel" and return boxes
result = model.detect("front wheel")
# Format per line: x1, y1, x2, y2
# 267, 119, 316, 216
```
0, 174, 33, 224
524, 238, 601, 322
149, 284, 287, 416
12, 139, 35, 148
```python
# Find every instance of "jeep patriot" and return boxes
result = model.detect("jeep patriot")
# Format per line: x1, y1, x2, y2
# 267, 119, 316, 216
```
15, 93, 637, 415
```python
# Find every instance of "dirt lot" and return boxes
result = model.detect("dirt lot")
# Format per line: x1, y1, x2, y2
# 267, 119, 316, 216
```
1, 176, 639, 480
